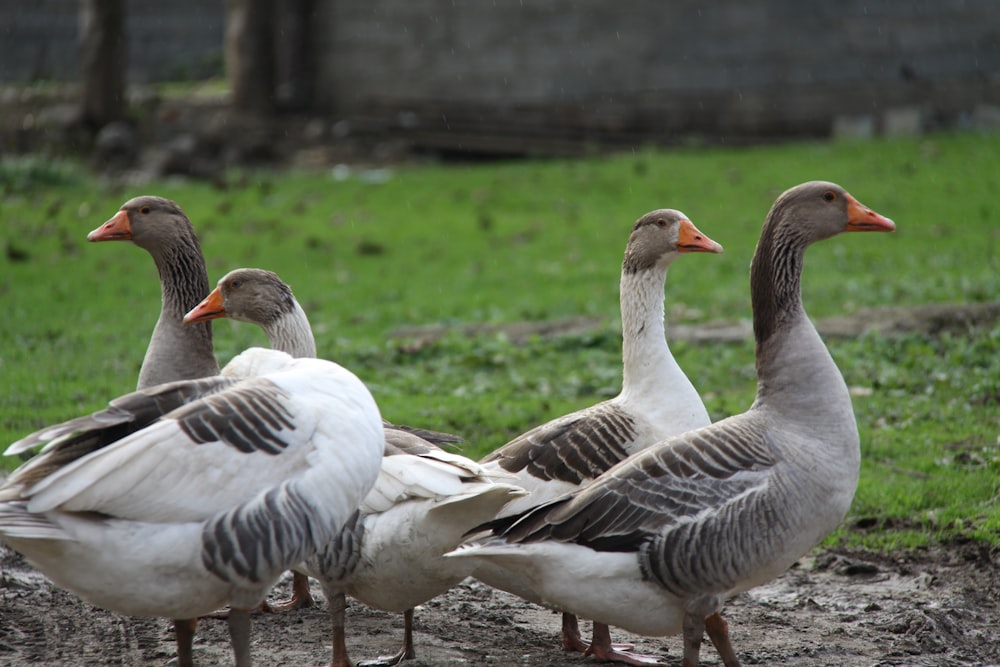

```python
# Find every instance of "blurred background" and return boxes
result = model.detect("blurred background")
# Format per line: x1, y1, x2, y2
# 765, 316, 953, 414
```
2, 0, 999, 173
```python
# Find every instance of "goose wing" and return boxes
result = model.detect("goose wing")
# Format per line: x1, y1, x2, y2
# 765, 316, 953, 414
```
492, 416, 777, 559
8, 361, 372, 526
481, 402, 637, 485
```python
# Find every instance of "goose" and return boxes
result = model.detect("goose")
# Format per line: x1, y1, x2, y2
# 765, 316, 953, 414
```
87, 196, 219, 388
449, 181, 895, 666
475, 209, 723, 661
185, 268, 527, 667
86, 199, 323, 661
183, 267, 466, 448
0, 347, 385, 667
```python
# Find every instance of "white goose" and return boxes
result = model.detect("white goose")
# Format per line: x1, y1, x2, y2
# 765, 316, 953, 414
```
449, 182, 895, 667
476, 209, 723, 661
185, 268, 527, 667
0, 347, 385, 667
89, 200, 323, 624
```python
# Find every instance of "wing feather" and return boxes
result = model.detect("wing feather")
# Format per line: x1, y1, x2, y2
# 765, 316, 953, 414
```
481, 402, 637, 485
19, 378, 320, 522
492, 417, 777, 552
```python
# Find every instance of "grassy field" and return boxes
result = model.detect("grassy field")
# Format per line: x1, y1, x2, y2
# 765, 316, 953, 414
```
1, 132, 997, 551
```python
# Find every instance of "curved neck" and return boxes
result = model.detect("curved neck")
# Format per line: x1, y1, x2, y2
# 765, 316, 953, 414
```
750, 223, 805, 349
749, 220, 849, 419
619, 265, 680, 393
138, 235, 218, 389
263, 300, 317, 359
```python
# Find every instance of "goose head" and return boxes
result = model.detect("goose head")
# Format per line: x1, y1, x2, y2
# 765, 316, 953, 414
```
622, 209, 723, 274
764, 181, 896, 247
87, 196, 195, 251
184, 268, 297, 327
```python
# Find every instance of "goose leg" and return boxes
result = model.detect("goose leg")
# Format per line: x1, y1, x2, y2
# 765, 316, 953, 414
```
584, 622, 664, 666
562, 614, 635, 654
267, 571, 316, 612
704, 613, 741, 667
173, 618, 197, 667
227, 608, 253, 667
329, 590, 354, 667
357, 607, 416, 666
681, 611, 705, 667
561, 613, 587, 652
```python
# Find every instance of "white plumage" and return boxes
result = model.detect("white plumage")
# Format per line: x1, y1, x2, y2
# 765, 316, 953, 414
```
0, 348, 385, 666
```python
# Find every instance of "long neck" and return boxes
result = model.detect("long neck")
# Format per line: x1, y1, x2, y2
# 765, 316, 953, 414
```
619, 265, 687, 398
749, 219, 851, 422
138, 234, 218, 389
263, 300, 317, 359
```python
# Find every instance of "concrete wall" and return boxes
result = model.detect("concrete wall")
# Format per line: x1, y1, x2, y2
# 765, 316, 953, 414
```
0, 0, 223, 84
1, 1, 998, 142
314, 0, 1000, 140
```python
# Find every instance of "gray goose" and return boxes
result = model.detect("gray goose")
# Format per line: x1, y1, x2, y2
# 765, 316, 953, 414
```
88, 196, 219, 388
185, 268, 524, 667
476, 209, 723, 660
87, 196, 222, 666
450, 182, 895, 666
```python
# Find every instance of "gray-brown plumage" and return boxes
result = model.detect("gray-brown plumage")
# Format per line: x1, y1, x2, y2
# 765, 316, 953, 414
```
475, 208, 723, 660
453, 181, 895, 667
88, 196, 219, 389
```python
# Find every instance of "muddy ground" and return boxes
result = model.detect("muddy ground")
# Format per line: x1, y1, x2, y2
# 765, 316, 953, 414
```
2, 542, 998, 667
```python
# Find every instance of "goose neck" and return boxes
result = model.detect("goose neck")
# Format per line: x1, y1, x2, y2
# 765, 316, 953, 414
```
264, 301, 317, 359
619, 266, 676, 389
749, 222, 850, 420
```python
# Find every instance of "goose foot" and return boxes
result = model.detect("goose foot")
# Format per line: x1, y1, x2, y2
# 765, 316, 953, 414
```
266, 572, 316, 612
200, 600, 269, 619
562, 614, 635, 653
357, 607, 416, 666
356, 649, 410, 667
584, 622, 663, 666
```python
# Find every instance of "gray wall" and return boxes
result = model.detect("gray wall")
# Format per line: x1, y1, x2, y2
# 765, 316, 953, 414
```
314, 0, 1000, 139
0, 0, 223, 84
2, 1, 998, 141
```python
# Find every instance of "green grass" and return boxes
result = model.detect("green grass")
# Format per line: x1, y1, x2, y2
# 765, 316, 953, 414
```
1, 133, 998, 552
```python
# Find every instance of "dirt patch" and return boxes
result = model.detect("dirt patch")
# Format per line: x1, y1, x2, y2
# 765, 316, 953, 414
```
389, 302, 1000, 346
2, 543, 998, 667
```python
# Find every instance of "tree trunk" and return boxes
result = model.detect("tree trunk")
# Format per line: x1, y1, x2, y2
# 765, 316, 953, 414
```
79, 0, 127, 128
225, 0, 275, 116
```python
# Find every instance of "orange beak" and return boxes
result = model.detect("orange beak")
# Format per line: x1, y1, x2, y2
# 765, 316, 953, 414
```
677, 218, 724, 254
183, 287, 227, 324
87, 209, 132, 242
846, 196, 896, 232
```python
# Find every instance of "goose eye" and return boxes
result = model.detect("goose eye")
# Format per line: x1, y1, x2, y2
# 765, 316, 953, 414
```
656, 219, 667, 228
822, 191, 837, 203
230, 280, 242, 289
139, 206, 151, 214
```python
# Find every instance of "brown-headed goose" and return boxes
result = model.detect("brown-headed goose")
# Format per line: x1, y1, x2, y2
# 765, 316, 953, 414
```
475, 209, 723, 660
449, 181, 895, 666
0, 347, 385, 667
185, 268, 526, 667
88, 200, 323, 662
88, 196, 219, 388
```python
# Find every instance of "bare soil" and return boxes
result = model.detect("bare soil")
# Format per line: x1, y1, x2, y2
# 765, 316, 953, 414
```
2, 542, 998, 667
